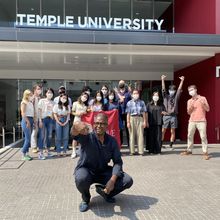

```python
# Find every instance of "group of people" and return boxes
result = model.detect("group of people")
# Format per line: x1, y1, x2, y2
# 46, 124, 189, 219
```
19, 76, 210, 212
20, 76, 210, 161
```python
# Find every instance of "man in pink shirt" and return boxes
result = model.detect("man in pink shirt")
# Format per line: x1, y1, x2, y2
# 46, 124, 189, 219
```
181, 85, 210, 160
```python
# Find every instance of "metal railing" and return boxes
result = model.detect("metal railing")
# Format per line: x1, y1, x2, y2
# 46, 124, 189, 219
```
0, 127, 16, 148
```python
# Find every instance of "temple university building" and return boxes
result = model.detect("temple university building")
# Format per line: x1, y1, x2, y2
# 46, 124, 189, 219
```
0, 0, 220, 143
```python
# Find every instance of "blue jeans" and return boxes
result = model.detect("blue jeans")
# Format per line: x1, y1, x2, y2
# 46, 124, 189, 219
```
21, 117, 33, 154
55, 117, 69, 153
38, 117, 54, 150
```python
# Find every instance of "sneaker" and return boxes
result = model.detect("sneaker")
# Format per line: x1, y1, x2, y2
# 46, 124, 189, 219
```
38, 153, 46, 160
50, 146, 55, 151
71, 152, 77, 159
26, 155, 33, 160
95, 185, 116, 203
46, 152, 53, 158
180, 150, 192, 156
79, 201, 89, 212
32, 148, 38, 153
22, 155, 32, 161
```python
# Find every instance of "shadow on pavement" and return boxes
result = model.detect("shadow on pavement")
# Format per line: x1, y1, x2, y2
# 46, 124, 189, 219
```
90, 194, 158, 220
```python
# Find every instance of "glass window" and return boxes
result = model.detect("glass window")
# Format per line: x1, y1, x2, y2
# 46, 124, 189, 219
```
111, 0, 131, 19
0, 0, 16, 27
42, 0, 63, 23
88, 0, 109, 19
154, 0, 173, 32
17, 0, 40, 15
133, 0, 153, 20
66, 0, 87, 18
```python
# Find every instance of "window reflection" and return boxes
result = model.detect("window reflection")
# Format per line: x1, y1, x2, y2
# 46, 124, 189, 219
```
0, 0, 16, 27
88, 0, 109, 18
18, 0, 40, 15
111, 0, 131, 19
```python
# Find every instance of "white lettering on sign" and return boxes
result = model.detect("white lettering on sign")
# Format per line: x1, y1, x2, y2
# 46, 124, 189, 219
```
16, 14, 164, 31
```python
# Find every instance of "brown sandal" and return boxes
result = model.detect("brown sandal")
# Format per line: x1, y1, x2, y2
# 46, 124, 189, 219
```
180, 151, 192, 156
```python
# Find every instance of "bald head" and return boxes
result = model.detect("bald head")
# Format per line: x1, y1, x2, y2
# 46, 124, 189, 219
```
94, 113, 108, 123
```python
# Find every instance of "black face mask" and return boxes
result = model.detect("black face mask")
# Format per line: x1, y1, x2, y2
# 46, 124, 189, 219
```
119, 84, 125, 89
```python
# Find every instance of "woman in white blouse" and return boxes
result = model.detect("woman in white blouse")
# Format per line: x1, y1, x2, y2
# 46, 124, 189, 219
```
53, 93, 70, 156
20, 89, 34, 161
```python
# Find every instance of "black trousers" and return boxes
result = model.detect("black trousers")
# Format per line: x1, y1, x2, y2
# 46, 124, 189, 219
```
148, 125, 162, 154
75, 166, 133, 203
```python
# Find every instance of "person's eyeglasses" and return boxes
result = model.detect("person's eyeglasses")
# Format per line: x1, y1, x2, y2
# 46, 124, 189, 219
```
94, 122, 107, 127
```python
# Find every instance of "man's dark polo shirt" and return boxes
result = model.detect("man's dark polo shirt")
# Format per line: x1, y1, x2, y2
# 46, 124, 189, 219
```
73, 132, 123, 177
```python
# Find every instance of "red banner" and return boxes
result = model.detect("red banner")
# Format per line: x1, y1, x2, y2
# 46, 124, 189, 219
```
81, 110, 121, 148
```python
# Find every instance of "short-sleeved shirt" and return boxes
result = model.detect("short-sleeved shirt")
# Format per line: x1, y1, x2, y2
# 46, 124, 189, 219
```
126, 99, 147, 116
74, 132, 123, 176
162, 89, 182, 115
38, 98, 55, 119
53, 104, 70, 116
21, 101, 34, 117
72, 101, 87, 122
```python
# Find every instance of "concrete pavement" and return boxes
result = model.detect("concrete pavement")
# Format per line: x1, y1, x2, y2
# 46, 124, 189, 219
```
0, 144, 220, 220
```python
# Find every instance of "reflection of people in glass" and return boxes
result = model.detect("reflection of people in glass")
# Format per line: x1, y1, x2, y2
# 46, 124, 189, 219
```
20, 89, 34, 161
72, 113, 133, 212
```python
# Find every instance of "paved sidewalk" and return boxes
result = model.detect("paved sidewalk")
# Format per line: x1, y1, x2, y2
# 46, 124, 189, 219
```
0, 144, 220, 220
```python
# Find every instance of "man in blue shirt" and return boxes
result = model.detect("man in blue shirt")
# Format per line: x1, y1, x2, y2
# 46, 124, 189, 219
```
126, 89, 148, 155
71, 113, 133, 212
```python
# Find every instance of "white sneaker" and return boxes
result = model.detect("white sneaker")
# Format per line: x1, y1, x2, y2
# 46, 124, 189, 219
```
71, 152, 77, 159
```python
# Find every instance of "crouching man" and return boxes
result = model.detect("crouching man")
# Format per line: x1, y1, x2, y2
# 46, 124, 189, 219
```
71, 113, 133, 212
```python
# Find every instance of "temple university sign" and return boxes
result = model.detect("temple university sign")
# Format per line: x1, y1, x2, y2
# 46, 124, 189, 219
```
16, 14, 164, 31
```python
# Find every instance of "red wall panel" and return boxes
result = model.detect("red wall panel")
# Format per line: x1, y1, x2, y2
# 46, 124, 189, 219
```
216, 0, 220, 34
175, 0, 216, 34
174, 57, 216, 143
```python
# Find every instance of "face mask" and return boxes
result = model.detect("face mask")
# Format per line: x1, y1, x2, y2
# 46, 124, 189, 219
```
47, 93, 53, 99
60, 98, 67, 103
169, 90, 176, 96
101, 89, 108, 95
109, 95, 114, 100
81, 96, 87, 102
133, 94, 139, 100
189, 90, 196, 97
96, 96, 102, 102
153, 96, 159, 102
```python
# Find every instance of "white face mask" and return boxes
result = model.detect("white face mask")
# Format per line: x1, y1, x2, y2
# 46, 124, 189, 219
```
133, 94, 139, 100
47, 93, 53, 100
169, 90, 176, 96
153, 96, 159, 102
109, 95, 114, 100
60, 98, 67, 103
81, 96, 87, 102
189, 89, 197, 97
96, 96, 102, 102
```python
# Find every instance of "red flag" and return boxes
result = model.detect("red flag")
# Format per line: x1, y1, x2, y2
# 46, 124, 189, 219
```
81, 110, 121, 148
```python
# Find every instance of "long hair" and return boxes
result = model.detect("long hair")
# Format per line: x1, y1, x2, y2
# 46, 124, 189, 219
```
58, 93, 69, 110
77, 92, 89, 106
22, 89, 32, 103
93, 90, 104, 108
150, 91, 163, 106
107, 89, 117, 102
